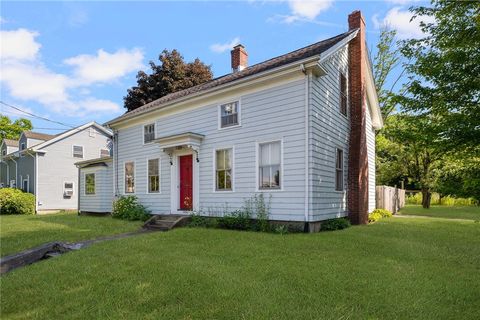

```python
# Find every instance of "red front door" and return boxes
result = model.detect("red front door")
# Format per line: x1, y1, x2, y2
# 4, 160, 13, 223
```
179, 154, 193, 210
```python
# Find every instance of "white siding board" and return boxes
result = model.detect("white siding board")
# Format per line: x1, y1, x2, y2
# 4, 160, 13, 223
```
366, 101, 376, 213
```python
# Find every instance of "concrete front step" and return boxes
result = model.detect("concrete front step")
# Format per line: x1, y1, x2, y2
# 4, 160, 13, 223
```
142, 214, 190, 232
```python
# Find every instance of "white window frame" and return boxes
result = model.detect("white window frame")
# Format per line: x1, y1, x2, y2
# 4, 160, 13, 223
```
124, 160, 136, 194
218, 99, 241, 130
100, 148, 110, 157
143, 123, 156, 145
212, 146, 235, 193
335, 148, 345, 192
23, 176, 29, 193
255, 139, 284, 192
84, 173, 95, 196
20, 142, 26, 150
64, 181, 74, 197
146, 157, 161, 194
72, 145, 84, 159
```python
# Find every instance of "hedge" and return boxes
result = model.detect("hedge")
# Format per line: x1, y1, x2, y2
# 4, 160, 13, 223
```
0, 188, 36, 215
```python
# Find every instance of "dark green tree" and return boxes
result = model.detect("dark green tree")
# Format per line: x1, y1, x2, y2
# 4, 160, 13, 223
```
0, 115, 33, 140
124, 49, 213, 111
400, 0, 480, 154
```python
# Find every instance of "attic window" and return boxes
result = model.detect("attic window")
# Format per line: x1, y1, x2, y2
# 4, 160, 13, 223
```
340, 72, 348, 116
73, 145, 84, 158
21, 142, 26, 150
144, 124, 155, 144
2, 149, 6, 156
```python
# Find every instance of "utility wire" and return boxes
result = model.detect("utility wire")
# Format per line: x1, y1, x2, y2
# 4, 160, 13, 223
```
0, 101, 76, 128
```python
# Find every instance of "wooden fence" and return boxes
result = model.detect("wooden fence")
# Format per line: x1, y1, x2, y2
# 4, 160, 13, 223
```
376, 186, 406, 214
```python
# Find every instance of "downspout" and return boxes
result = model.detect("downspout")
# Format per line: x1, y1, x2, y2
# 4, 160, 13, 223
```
77, 166, 81, 215
301, 64, 310, 229
11, 157, 18, 189
27, 151, 38, 213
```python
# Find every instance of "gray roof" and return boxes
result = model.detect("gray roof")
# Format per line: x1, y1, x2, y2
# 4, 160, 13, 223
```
107, 29, 357, 125
23, 131, 56, 141
2, 139, 18, 147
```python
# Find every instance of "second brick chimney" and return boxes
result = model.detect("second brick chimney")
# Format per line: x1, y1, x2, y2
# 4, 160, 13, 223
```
347, 10, 369, 225
231, 44, 248, 72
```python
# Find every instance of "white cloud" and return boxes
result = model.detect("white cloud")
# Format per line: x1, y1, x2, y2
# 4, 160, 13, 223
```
0, 27, 141, 117
373, 7, 434, 39
0, 29, 41, 61
64, 48, 144, 84
288, 0, 333, 21
210, 37, 241, 53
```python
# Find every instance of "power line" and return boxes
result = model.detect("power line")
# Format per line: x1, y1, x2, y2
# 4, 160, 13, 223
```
0, 101, 76, 129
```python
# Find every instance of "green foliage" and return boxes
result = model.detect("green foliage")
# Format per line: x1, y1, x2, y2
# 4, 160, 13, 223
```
368, 211, 382, 223
218, 210, 252, 231
0, 115, 33, 140
321, 218, 351, 231
189, 214, 218, 228
400, 0, 480, 154
273, 225, 289, 235
372, 209, 393, 218
124, 49, 213, 111
245, 194, 271, 232
112, 196, 150, 221
0, 188, 35, 215
406, 193, 476, 206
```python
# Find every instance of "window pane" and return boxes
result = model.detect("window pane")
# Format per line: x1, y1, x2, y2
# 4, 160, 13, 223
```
73, 146, 83, 158
144, 124, 155, 143
270, 142, 281, 165
272, 165, 280, 187
224, 149, 231, 170
220, 102, 239, 127
217, 170, 225, 190
100, 149, 110, 157
216, 150, 225, 170
148, 159, 159, 176
125, 162, 134, 193
85, 173, 95, 194
225, 170, 232, 189
148, 159, 159, 193
260, 166, 270, 188
259, 143, 269, 166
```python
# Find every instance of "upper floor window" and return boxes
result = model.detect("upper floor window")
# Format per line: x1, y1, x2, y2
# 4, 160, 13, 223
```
259, 141, 281, 190
85, 174, 95, 195
144, 124, 155, 144
148, 158, 160, 193
125, 161, 135, 193
340, 72, 348, 116
335, 148, 344, 191
219, 101, 240, 128
73, 145, 84, 158
100, 148, 110, 158
20, 142, 26, 150
215, 148, 232, 191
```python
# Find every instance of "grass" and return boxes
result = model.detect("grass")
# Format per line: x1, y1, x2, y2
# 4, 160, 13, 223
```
1, 217, 479, 319
0, 212, 143, 257
399, 205, 480, 220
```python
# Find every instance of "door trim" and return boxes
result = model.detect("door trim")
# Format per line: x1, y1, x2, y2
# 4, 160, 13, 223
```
170, 149, 199, 214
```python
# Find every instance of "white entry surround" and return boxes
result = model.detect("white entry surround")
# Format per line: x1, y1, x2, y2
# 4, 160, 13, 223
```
155, 132, 204, 214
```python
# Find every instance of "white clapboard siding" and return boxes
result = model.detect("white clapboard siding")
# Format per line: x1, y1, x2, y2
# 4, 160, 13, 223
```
116, 79, 307, 221
79, 163, 113, 213
366, 100, 376, 213
309, 45, 350, 221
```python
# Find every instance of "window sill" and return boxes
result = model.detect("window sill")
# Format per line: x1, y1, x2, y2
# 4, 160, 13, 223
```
218, 124, 241, 131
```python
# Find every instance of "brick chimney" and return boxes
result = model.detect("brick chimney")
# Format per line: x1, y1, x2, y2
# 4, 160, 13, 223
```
347, 10, 369, 225
231, 44, 248, 72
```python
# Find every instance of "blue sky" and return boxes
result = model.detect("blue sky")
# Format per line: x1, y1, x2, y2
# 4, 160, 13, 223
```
0, 0, 428, 133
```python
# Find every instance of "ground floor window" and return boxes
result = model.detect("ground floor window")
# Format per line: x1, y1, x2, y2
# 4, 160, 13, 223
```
125, 162, 135, 193
148, 158, 160, 193
258, 141, 281, 189
335, 148, 344, 191
215, 148, 232, 191
85, 174, 95, 195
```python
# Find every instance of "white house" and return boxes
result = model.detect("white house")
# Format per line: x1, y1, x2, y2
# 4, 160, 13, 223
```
0, 122, 112, 212
79, 11, 382, 230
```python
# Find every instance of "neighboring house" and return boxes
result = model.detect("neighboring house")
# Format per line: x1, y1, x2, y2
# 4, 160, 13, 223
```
0, 122, 112, 212
81, 11, 382, 229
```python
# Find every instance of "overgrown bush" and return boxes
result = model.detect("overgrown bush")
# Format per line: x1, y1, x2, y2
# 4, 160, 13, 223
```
0, 188, 35, 215
368, 211, 383, 223
321, 218, 351, 231
112, 196, 150, 221
189, 214, 218, 228
406, 193, 476, 206
373, 208, 393, 218
218, 210, 252, 230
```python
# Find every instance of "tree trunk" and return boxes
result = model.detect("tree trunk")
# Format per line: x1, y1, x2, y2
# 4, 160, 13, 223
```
421, 188, 432, 209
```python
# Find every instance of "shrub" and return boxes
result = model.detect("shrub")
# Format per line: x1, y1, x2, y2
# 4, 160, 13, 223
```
368, 211, 382, 223
112, 196, 150, 221
0, 188, 35, 215
189, 214, 218, 228
218, 210, 251, 230
406, 192, 476, 206
273, 225, 289, 235
321, 218, 351, 231
372, 208, 393, 218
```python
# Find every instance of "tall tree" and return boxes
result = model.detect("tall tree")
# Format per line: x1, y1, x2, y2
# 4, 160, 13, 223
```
124, 49, 213, 111
400, 0, 480, 154
373, 27, 405, 121
0, 115, 33, 140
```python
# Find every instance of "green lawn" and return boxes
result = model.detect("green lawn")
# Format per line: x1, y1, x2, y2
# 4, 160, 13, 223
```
1, 217, 479, 319
0, 212, 142, 257
399, 205, 480, 220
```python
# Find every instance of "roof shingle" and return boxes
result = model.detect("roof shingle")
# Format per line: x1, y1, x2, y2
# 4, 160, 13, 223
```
23, 131, 56, 141
2, 138, 18, 147
108, 29, 357, 125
